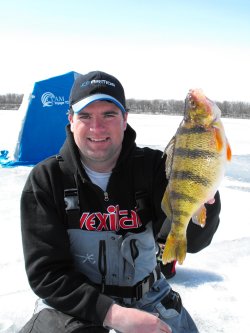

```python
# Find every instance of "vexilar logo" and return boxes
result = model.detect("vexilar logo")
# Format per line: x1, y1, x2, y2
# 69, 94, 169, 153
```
41, 92, 69, 107
80, 205, 142, 231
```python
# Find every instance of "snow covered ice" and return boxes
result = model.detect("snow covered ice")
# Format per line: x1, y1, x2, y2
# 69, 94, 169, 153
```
0, 110, 250, 332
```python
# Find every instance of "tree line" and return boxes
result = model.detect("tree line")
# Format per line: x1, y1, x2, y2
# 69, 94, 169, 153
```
0, 93, 24, 109
126, 99, 250, 118
0, 93, 250, 118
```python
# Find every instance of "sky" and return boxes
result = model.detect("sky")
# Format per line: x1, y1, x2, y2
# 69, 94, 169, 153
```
0, 110, 250, 332
1, 0, 250, 102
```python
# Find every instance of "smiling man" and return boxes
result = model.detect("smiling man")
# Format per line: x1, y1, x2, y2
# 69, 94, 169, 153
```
69, 101, 127, 172
68, 73, 128, 174
20, 71, 221, 333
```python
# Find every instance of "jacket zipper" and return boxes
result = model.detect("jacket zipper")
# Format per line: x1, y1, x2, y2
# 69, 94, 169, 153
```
98, 240, 107, 292
104, 191, 109, 201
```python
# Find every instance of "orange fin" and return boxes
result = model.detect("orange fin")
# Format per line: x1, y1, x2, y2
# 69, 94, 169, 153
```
192, 205, 207, 227
226, 140, 232, 161
214, 127, 224, 152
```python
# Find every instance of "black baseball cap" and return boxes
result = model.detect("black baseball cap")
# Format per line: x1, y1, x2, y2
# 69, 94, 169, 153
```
69, 71, 126, 113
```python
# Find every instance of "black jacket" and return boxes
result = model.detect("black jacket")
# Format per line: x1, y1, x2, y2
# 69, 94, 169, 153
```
21, 123, 221, 324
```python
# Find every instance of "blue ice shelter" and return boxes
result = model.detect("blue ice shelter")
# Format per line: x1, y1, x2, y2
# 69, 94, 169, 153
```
6, 71, 79, 166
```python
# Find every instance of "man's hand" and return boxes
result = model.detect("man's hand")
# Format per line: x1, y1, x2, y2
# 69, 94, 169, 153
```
103, 303, 172, 333
206, 197, 215, 204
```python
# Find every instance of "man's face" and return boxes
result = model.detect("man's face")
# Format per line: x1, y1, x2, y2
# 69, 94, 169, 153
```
68, 100, 128, 172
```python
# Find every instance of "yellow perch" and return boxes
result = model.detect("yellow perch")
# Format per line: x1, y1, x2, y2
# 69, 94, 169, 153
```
161, 89, 232, 265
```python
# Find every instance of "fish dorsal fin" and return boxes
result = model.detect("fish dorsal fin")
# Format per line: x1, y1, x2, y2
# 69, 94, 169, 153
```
161, 186, 172, 219
163, 135, 176, 179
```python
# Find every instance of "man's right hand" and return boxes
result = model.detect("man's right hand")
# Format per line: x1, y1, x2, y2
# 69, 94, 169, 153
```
103, 303, 172, 333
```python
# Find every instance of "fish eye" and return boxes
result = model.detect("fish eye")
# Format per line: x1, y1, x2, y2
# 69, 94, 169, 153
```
189, 99, 196, 109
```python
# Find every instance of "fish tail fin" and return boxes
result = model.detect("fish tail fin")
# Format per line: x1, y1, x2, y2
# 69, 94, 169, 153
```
162, 233, 187, 265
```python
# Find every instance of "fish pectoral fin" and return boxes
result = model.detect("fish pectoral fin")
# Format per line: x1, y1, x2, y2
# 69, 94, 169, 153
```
162, 233, 187, 265
192, 205, 207, 227
214, 127, 224, 152
226, 139, 232, 161
213, 122, 232, 160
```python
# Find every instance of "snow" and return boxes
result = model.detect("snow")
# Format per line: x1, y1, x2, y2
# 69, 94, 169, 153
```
0, 110, 250, 332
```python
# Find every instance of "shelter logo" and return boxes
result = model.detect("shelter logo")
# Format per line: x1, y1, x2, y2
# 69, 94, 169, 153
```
41, 92, 69, 107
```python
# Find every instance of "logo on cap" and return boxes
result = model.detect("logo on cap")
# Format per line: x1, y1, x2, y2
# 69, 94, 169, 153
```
80, 80, 116, 88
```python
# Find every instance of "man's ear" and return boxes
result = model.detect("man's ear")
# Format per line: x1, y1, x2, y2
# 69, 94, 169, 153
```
68, 113, 74, 132
123, 112, 128, 130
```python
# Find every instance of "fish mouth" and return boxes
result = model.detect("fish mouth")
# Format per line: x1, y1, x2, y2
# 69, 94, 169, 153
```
187, 89, 205, 108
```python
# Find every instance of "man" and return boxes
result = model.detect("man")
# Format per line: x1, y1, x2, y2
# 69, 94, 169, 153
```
20, 71, 220, 333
